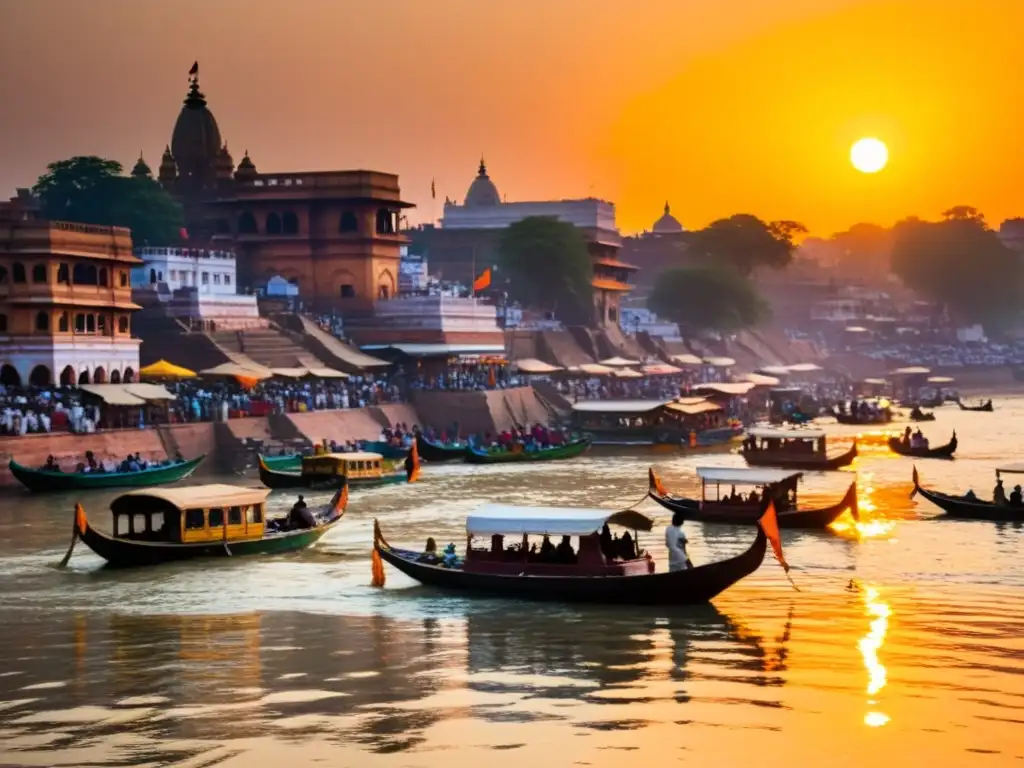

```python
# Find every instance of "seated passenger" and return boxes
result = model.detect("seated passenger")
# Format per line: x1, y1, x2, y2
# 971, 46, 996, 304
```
748, 488, 760, 505
442, 543, 459, 568
619, 531, 635, 560
1011, 486, 1023, 507
555, 535, 575, 563
418, 537, 440, 563
599, 524, 614, 559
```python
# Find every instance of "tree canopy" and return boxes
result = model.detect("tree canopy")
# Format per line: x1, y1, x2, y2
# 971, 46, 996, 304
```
687, 214, 806, 276
891, 213, 1022, 328
33, 156, 184, 246
828, 221, 894, 277
648, 266, 770, 333
497, 216, 594, 323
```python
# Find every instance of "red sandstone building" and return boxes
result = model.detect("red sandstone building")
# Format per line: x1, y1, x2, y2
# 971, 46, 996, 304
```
145, 65, 413, 310
0, 194, 142, 387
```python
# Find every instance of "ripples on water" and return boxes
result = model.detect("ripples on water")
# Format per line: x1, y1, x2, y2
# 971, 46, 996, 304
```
1, 401, 1023, 765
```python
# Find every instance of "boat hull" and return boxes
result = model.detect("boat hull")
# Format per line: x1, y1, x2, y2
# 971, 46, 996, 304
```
742, 442, 857, 471
375, 528, 766, 605
261, 454, 303, 472
834, 412, 892, 425
958, 402, 993, 412
415, 435, 468, 463
79, 521, 334, 567
8, 456, 205, 493
649, 481, 857, 529
464, 437, 592, 464
915, 485, 1024, 521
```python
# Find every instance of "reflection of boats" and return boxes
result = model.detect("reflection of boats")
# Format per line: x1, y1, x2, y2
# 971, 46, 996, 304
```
415, 434, 467, 462
66, 484, 348, 567
649, 466, 857, 529
958, 399, 993, 412
912, 465, 1024, 521
374, 502, 779, 604
257, 451, 408, 490
8, 455, 205, 493
464, 437, 592, 464
741, 427, 857, 470
888, 432, 956, 459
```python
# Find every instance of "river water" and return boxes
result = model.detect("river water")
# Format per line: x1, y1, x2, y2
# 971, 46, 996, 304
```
1, 400, 1023, 767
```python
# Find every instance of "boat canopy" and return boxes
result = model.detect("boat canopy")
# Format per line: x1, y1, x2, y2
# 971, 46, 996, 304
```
670, 353, 704, 366
111, 484, 270, 514
996, 463, 1024, 476
466, 504, 655, 536
693, 381, 757, 396
599, 356, 641, 367
695, 467, 803, 486
515, 358, 563, 374
747, 427, 826, 440
664, 400, 721, 416
571, 399, 668, 414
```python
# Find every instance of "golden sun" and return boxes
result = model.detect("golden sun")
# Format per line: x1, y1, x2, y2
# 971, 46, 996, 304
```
851, 138, 888, 173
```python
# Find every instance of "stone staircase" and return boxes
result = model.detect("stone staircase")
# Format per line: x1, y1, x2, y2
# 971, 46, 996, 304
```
208, 327, 322, 369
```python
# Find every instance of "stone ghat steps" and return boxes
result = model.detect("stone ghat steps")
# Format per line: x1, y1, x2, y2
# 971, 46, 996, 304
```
208, 328, 325, 370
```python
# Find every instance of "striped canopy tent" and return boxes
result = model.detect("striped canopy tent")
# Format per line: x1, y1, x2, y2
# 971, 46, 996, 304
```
138, 360, 197, 380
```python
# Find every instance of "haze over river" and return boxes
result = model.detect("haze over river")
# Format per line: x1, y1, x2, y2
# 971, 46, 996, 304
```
1, 399, 1023, 767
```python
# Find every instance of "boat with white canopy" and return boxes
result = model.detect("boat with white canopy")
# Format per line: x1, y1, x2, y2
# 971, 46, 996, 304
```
372, 502, 783, 604
741, 426, 857, 470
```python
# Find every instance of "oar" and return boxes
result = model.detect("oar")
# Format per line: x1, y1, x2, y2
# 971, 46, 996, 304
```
58, 504, 84, 568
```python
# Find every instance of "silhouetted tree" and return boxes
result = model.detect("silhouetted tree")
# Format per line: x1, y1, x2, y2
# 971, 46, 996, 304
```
941, 205, 985, 225
687, 214, 805, 276
649, 267, 770, 333
34, 155, 184, 246
497, 216, 593, 323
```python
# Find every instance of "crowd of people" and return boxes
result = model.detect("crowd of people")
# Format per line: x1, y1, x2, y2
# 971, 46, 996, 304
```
0, 385, 101, 435
558, 375, 694, 402
474, 423, 574, 452
37, 449, 187, 474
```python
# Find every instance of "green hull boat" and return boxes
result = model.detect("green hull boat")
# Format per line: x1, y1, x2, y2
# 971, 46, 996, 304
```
8, 456, 206, 494
464, 437, 592, 464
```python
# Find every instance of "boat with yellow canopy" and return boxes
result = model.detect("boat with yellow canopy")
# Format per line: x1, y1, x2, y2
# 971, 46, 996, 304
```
60, 484, 348, 568
257, 450, 412, 490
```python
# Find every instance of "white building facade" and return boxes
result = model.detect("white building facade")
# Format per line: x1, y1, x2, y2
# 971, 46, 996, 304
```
132, 247, 238, 295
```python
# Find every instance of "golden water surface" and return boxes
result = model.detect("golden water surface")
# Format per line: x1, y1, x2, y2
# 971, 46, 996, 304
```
1, 400, 1023, 766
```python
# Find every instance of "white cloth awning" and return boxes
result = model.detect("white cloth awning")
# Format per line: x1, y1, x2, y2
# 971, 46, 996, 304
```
514, 358, 563, 374
123, 383, 176, 401
466, 504, 654, 536
696, 467, 803, 485
670, 354, 704, 366
890, 366, 931, 376
78, 384, 146, 406
693, 381, 756, 396
747, 427, 825, 440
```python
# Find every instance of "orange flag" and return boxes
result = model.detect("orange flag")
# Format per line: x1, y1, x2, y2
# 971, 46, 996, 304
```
473, 268, 491, 292
371, 547, 386, 587
759, 501, 789, 572
337, 483, 349, 512
648, 467, 668, 497
407, 440, 421, 483
74, 503, 88, 536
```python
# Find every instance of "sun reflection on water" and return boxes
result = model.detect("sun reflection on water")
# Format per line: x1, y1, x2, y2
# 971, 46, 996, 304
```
857, 584, 891, 727
829, 475, 897, 539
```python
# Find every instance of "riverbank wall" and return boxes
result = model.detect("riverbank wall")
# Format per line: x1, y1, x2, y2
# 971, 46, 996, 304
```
0, 387, 548, 489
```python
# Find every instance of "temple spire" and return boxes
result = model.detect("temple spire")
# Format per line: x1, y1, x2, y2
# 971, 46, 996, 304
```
478, 157, 487, 176
664, 201, 670, 215
184, 60, 205, 107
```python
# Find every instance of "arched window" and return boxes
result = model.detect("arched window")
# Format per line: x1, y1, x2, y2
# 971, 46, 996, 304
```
149, 268, 158, 285
98, 314, 107, 334
0, 364, 20, 387
12, 263, 26, 283
85, 314, 95, 332
123, 367, 135, 383
110, 369, 121, 384
119, 271, 128, 287
266, 212, 282, 235
57, 263, 69, 284
0, 314, 6, 333
58, 312, 69, 333
378, 284, 390, 300
282, 212, 299, 235
93, 366, 106, 383
35, 311, 49, 332
78, 370, 90, 385
238, 211, 258, 234
0, 266, 7, 283
59, 365, 75, 386
73, 264, 90, 285
88, 265, 97, 284
75, 314, 85, 333
32, 264, 47, 283
339, 211, 358, 233
98, 268, 108, 287
376, 209, 395, 235
118, 316, 129, 333
30, 365, 52, 387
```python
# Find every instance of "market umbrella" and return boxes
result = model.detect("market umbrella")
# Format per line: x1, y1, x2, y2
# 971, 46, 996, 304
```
670, 353, 704, 366
600, 356, 641, 367
139, 359, 197, 380
611, 368, 643, 378
703, 356, 736, 368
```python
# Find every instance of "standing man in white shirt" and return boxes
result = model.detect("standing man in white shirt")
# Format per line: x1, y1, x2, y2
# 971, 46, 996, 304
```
665, 511, 693, 571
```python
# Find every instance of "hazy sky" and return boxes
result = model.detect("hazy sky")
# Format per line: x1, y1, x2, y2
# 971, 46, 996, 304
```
2, 0, 1021, 235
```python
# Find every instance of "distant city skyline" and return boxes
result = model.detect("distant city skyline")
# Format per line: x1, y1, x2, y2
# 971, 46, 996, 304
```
2, 0, 1022, 236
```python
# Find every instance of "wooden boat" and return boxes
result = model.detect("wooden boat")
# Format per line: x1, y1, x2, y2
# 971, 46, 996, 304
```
260, 453, 303, 472
257, 451, 409, 490
61, 483, 348, 568
569, 398, 730, 448
8, 455, 205, 494
416, 434, 469, 462
833, 408, 893, 425
372, 502, 781, 604
911, 465, 1024, 522
888, 431, 957, 459
909, 408, 936, 422
740, 427, 857, 471
648, 466, 857, 529
958, 399, 993, 412
464, 437, 592, 464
